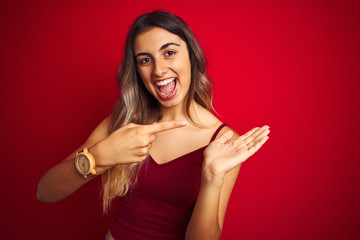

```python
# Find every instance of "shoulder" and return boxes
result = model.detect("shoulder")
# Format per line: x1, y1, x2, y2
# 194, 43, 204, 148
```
196, 106, 239, 140
192, 103, 222, 129
192, 103, 240, 141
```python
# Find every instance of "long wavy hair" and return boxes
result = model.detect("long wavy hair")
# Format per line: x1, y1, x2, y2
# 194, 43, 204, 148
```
102, 10, 214, 213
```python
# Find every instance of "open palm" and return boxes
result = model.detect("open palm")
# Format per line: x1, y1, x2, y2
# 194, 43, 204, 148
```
203, 125, 270, 178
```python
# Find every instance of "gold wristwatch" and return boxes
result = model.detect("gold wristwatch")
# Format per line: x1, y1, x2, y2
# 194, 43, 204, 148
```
75, 148, 100, 178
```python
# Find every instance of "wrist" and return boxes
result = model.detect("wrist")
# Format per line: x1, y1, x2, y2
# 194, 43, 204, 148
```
87, 145, 109, 174
74, 148, 103, 178
201, 167, 224, 187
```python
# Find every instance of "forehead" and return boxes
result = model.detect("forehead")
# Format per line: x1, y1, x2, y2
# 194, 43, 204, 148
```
134, 27, 184, 53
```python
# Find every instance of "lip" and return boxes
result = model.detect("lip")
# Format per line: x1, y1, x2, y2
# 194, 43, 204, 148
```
153, 77, 178, 100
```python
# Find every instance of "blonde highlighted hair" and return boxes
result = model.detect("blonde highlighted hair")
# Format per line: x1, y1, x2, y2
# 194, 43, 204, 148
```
102, 10, 214, 213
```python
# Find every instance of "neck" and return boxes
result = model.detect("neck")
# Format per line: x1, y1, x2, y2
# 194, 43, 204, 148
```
160, 101, 188, 121
160, 100, 200, 123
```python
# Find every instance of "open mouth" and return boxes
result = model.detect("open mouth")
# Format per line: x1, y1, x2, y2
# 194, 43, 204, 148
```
154, 77, 177, 99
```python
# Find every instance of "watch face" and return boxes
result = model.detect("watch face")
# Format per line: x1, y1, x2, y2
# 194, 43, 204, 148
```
77, 155, 90, 174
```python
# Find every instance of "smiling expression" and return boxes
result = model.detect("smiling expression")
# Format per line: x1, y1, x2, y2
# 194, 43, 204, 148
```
134, 27, 192, 109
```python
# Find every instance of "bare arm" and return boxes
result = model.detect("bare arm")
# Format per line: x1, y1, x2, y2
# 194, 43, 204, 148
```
36, 117, 111, 202
186, 126, 270, 240
36, 118, 187, 202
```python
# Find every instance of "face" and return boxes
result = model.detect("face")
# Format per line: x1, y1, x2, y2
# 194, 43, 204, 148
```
134, 27, 192, 109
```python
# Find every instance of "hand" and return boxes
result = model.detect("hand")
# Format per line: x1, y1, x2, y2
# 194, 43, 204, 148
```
90, 120, 186, 171
203, 125, 270, 180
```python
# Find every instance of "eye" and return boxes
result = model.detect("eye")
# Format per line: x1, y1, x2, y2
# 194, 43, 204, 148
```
165, 50, 176, 57
139, 57, 152, 65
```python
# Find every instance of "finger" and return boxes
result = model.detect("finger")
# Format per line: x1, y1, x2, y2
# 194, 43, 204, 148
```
243, 125, 269, 143
136, 147, 150, 156
215, 130, 234, 144
126, 123, 139, 129
246, 128, 270, 148
239, 127, 260, 141
241, 125, 269, 139
247, 136, 269, 154
232, 136, 245, 148
144, 120, 187, 134
148, 134, 157, 143
135, 155, 148, 163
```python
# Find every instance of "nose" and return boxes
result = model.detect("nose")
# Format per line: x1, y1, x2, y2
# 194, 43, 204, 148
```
152, 59, 167, 78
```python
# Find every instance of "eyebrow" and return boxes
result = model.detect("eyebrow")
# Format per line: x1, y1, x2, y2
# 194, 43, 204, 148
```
135, 42, 180, 58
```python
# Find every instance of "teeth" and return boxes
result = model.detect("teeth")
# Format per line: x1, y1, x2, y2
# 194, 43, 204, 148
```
155, 78, 175, 86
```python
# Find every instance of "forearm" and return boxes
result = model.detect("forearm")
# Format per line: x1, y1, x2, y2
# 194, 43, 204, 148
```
36, 157, 96, 202
36, 142, 112, 203
185, 175, 224, 240
36, 117, 116, 202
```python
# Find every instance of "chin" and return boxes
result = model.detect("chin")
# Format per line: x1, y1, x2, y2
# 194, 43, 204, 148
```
159, 100, 182, 109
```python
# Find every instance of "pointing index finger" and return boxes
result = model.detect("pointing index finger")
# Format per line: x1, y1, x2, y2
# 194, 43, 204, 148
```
146, 120, 187, 134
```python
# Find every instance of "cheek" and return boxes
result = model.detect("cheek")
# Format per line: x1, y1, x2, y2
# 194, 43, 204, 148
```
138, 69, 152, 86
141, 78, 153, 92
175, 57, 192, 79
181, 61, 192, 84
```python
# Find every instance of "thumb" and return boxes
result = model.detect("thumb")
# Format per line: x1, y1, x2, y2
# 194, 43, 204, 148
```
126, 123, 139, 129
215, 130, 233, 144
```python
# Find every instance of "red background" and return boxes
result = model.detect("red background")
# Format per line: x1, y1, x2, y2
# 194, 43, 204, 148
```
1, 0, 360, 239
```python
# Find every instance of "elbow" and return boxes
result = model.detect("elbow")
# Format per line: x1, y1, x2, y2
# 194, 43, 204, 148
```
36, 180, 47, 202
36, 190, 46, 202
36, 188, 59, 203
36, 181, 58, 203
36, 185, 50, 202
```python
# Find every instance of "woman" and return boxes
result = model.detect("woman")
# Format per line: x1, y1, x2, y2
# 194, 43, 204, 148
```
37, 10, 270, 240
